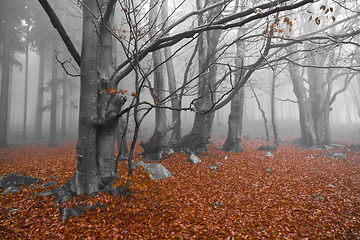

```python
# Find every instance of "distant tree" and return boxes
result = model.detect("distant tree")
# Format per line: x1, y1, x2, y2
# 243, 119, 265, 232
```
0, 0, 27, 147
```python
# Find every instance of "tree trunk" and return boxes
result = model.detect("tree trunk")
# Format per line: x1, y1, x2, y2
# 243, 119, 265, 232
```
140, 0, 167, 159
63, 0, 101, 196
223, 27, 245, 153
0, 1, 11, 147
252, 85, 270, 147
35, 44, 45, 139
161, 0, 181, 145
61, 68, 67, 137
288, 62, 317, 146
223, 88, 244, 152
271, 68, 280, 146
48, 40, 58, 147
23, 23, 30, 139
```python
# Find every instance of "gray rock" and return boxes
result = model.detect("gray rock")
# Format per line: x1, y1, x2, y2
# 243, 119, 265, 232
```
163, 148, 174, 155
3, 186, 22, 194
37, 181, 57, 188
187, 153, 202, 164
324, 151, 346, 159
314, 196, 324, 200
208, 166, 218, 170
222, 156, 228, 160
266, 168, 272, 172
265, 152, 274, 157
252, 183, 259, 187
144, 163, 172, 180
327, 184, 335, 187
136, 161, 146, 167
214, 162, 221, 166
0, 173, 40, 188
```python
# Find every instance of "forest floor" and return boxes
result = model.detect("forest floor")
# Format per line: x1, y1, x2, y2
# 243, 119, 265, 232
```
0, 138, 360, 239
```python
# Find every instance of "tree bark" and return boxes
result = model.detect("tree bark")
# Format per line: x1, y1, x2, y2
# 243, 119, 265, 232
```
223, 27, 245, 153
0, 0, 11, 147
23, 23, 30, 139
140, 0, 167, 160
48, 39, 58, 147
35, 43, 46, 139
288, 62, 317, 146
271, 68, 280, 146
68, 0, 101, 195
161, 0, 181, 144
61, 66, 67, 137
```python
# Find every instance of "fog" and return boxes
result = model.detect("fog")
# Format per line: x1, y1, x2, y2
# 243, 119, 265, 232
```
1, 0, 360, 147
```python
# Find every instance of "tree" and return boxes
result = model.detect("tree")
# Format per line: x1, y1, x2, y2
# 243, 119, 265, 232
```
0, 0, 27, 147
286, 3, 358, 146
223, 27, 246, 153
39, 0, 354, 208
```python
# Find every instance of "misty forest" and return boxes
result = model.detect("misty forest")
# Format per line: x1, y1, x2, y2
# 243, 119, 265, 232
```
1, 0, 360, 238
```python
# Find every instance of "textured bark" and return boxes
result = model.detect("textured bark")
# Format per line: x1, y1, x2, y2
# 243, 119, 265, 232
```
161, 0, 181, 144
23, 23, 30, 139
223, 27, 245, 153
35, 44, 45, 139
288, 62, 316, 146
271, 68, 280, 146
61, 67, 67, 137
96, 0, 119, 185
70, 0, 100, 195
223, 88, 244, 152
140, 0, 167, 159
48, 40, 58, 147
0, 0, 11, 147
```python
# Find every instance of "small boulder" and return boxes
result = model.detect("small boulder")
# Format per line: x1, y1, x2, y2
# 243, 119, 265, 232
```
208, 166, 218, 170
314, 196, 324, 200
187, 153, 202, 164
265, 152, 274, 157
324, 151, 346, 159
2, 186, 22, 194
214, 162, 221, 166
136, 161, 146, 167
144, 163, 172, 180
0, 173, 40, 188
163, 148, 174, 155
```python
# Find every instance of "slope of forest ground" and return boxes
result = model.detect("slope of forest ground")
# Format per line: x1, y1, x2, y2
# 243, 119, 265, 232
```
0, 137, 360, 239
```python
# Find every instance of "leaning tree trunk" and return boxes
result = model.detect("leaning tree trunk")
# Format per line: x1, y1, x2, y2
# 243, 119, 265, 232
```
0, 0, 11, 147
223, 27, 245, 153
35, 43, 46, 139
48, 39, 59, 147
140, 0, 167, 160
252, 85, 270, 147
